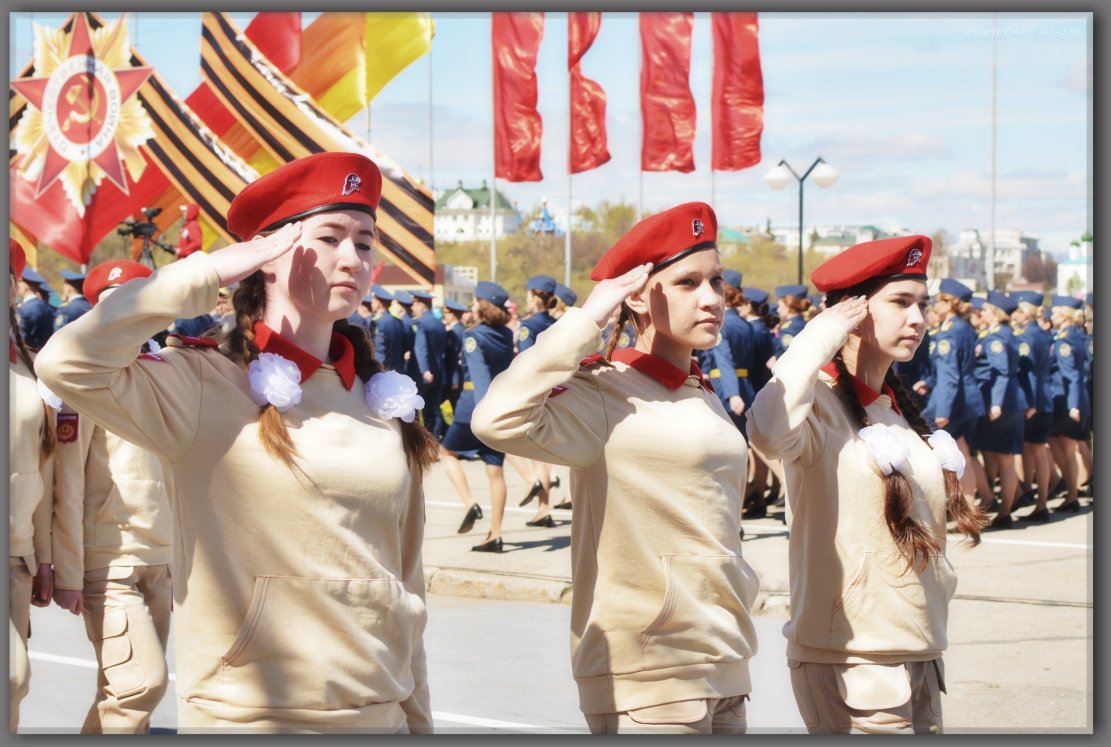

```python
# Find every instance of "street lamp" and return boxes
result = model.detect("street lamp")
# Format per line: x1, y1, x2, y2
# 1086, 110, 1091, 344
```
764, 157, 839, 284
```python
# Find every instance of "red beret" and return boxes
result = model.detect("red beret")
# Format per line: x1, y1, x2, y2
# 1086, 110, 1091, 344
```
85, 260, 153, 305
811, 234, 932, 293
591, 202, 717, 281
9, 239, 26, 280
227, 152, 383, 241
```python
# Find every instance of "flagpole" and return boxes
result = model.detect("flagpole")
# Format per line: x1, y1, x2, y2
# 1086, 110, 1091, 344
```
711, 169, 717, 212
987, 12, 997, 291
565, 171, 573, 287
490, 23, 498, 284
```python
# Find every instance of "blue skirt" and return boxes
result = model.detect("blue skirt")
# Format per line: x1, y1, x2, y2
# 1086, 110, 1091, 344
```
975, 409, 1025, 454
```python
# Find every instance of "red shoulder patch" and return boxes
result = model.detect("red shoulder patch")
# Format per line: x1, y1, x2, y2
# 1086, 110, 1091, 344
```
578, 353, 605, 368
138, 352, 165, 362
166, 334, 219, 348
549, 385, 569, 398
56, 411, 79, 443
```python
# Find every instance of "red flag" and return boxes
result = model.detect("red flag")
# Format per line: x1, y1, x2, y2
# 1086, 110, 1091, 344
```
711, 13, 764, 171
568, 12, 610, 174
492, 13, 545, 182
639, 13, 696, 173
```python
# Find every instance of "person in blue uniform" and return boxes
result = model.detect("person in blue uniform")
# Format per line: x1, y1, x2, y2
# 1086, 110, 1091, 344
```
975, 291, 1027, 529
553, 282, 577, 314
924, 279, 989, 509
738, 286, 779, 513
517, 275, 558, 352
54, 269, 94, 331
1011, 291, 1054, 522
439, 282, 516, 551
707, 270, 756, 434
442, 298, 468, 415
16, 267, 56, 350
365, 285, 407, 374
772, 284, 809, 360
1047, 295, 1090, 513
347, 292, 374, 332
408, 289, 447, 438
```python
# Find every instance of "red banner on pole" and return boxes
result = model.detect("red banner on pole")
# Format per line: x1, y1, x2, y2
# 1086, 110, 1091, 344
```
492, 12, 545, 182
568, 12, 610, 174
711, 13, 765, 171
639, 13, 695, 173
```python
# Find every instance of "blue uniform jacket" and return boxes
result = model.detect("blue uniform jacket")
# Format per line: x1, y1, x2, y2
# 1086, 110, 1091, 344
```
408, 312, 447, 384
17, 296, 55, 350
444, 321, 466, 392
708, 309, 756, 408
924, 316, 985, 421
977, 323, 1026, 411
370, 311, 408, 374
172, 313, 218, 338
453, 324, 515, 423
773, 314, 805, 358
1014, 322, 1053, 414
516, 311, 556, 352
53, 296, 93, 331
746, 316, 775, 393
1050, 325, 1090, 412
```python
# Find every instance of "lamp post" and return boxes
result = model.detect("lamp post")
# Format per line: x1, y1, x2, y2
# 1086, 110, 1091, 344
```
764, 157, 839, 284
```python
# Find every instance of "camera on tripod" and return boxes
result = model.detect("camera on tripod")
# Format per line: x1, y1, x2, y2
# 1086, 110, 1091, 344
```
118, 206, 176, 266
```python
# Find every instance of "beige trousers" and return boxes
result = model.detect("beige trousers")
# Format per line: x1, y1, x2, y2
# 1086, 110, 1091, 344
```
789, 659, 945, 734
584, 695, 749, 734
8, 557, 33, 734
80, 564, 173, 734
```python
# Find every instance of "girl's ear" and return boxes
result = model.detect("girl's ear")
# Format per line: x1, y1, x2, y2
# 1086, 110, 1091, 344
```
626, 291, 649, 315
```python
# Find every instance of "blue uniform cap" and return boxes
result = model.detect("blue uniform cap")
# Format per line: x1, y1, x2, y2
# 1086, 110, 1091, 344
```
1011, 290, 1045, 307
970, 296, 985, 310
937, 278, 973, 302
410, 289, 434, 302
21, 267, 46, 285
393, 290, 414, 305
60, 269, 86, 283
742, 286, 768, 305
370, 284, 394, 301
722, 269, 742, 290
444, 298, 468, 313
775, 284, 807, 299
554, 283, 577, 306
807, 294, 824, 308
527, 274, 557, 294
1050, 294, 1082, 310
475, 280, 509, 309
985, 290, 1017, 315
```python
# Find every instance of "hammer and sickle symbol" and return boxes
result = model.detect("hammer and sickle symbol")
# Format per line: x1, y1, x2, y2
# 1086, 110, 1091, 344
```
62, 77, 102, 133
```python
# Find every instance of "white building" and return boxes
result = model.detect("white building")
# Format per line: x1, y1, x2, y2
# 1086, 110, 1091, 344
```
769, 224, 895, 254
434, 180, 522, 243
1055, 232, 1092, 298
948, 228, 1044, 291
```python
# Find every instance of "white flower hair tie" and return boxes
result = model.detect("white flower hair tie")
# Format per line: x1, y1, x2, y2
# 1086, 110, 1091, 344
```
37, 378, 64, 411
927, 428, 966, 478
858, 423, 911, 476
365, 370, 424, 423
247, 352, 303, 411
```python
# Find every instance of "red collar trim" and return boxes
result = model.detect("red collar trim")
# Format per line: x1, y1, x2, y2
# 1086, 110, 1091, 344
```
252, 322, 356, 391
611, 347, 714, 392
9, 338, 17, 365
819, 362, 901, 415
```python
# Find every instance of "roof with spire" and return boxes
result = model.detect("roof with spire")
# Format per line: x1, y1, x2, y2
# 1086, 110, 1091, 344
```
435, 179, 516, 212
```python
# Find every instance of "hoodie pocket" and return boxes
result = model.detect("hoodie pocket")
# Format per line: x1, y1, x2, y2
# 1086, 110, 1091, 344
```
218, 575, 427, 710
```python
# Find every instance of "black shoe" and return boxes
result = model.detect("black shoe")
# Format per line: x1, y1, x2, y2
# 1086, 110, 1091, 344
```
1018, 507, 1051, 523
551, 475, 561, 490
471, 536, 504, 553
742, 502, 767, 520
519, 480, 544, 507
457, 503, 483, 534
982, 498, 1001, 513
1013, 489, 1037, 509
526, 514, 556, 528
987, 513, 1013, 530
1053, 500, 1081, 514
553, 500, 573, 511
739, 527, 745, 540
1048, 478, 1067, 498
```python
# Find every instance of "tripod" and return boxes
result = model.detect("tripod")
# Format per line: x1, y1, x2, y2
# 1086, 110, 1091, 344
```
137, 235, 177, 270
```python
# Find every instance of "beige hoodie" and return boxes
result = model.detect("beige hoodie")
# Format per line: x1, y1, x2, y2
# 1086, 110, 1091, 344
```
472, 307, 759, 714
35, 253, 431, 732
747, 314, 957, 665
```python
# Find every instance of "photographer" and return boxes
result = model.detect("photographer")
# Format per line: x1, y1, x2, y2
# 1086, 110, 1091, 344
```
175, 203, 202, 260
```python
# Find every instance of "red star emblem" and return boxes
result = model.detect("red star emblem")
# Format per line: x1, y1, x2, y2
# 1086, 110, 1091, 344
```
11, 14, 153, 197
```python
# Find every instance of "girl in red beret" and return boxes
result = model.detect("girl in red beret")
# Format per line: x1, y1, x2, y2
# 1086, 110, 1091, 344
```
473, 202, 760, 733
8, 240, 57, 733
748, 235, 987, 734
36, 152, 439, 733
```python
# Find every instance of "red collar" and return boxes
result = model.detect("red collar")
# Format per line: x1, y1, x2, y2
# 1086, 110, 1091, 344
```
611, 347, 714, 393
9, 338, 17, 365
819, 362, 901, 415
253, 322, 356, 391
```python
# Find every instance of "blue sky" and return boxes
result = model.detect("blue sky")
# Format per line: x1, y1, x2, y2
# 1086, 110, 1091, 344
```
10, 11, 1091, 257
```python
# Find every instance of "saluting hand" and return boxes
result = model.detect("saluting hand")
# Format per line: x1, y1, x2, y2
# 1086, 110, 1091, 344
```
816, 295, 869, 339
582, 262, 653, 330
208, 221, 303, 287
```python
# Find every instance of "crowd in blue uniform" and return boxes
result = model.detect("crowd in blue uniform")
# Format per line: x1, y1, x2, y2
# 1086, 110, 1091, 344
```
15, 257, 1093, 538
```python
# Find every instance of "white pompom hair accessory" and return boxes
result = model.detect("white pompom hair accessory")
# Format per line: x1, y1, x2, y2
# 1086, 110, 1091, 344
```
37, 378, 64, 411
858, 423, 911, 476
365, 370, 424, 423
247, 352, 303, 411
927, 428, 966, 478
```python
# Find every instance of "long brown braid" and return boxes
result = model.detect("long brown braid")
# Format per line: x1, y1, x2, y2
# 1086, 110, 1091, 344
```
10, 304, 56, 455
217, 271, 438, 472
603, 304, 641, 359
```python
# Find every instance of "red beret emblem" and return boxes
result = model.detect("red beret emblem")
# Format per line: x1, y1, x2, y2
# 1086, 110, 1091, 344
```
692, 219, 704, 237
342, 173, 362, 196
906, 248, 923, 267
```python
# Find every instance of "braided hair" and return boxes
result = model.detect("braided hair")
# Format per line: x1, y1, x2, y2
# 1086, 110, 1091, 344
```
217, 271, 438, 473
9, 305, 56, 456
602, 303, 643, 359
827, 282, 987, 573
